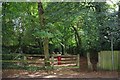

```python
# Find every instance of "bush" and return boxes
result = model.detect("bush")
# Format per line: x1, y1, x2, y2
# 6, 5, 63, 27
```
2, 53, 24, 60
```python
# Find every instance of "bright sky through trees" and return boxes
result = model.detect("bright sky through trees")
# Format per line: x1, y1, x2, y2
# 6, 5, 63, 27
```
106, 0, 119, 11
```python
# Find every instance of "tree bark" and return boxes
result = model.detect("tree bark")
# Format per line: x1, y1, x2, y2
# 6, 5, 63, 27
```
60, 41, 65, 55
72, 26, 81, 54
94, 3, 105, 50
18, 34, 22, 53
87, 52, 93, 70
38, 2, 50, 66
27, 6, 43, 54
94, 3, 102, 48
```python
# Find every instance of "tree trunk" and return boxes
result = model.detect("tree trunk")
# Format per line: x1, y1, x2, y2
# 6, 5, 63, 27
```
75, 34, 79, 54
60, 41, 65, 55
72, 26, 81, 54
43, 37, 50, 66
27, 7, 43, 54
18, 34, 23, 53
94, 3, 103, 50
38, 2, 50, 66
87, 52, 93, 70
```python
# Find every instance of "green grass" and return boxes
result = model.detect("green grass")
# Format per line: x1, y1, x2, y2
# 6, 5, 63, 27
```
2, 62, 46, 71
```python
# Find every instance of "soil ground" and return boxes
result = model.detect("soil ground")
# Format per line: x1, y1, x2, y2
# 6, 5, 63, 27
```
2, 57, 119, 78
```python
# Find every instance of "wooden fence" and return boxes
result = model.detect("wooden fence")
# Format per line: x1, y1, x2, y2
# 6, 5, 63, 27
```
2, 54, 80, 69
97, 51, 120, 70
50, 54, 80, 68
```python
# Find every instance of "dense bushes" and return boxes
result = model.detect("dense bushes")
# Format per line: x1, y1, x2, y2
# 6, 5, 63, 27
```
2, 45, 43, 54
2, 53, 24, 60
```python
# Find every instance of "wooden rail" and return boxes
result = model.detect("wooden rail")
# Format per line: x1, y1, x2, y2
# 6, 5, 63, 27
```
51, 54, 80, 68
2, 54, 80, 68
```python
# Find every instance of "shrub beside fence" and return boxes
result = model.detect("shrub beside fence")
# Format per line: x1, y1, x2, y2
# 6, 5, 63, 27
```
97, 51, 120, 70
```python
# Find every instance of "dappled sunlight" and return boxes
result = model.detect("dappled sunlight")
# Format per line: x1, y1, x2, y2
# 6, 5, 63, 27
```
8, 74, 19, 78
34, 72, 40, 75
2, 2, 120, 79
70, 73, 78, 76
42, 75, 58, 78
2, 69, 119, 78
27, 74, 42, 78
58, 73, 63, 75
54, 64, 76, 67
19, 72, 29, 75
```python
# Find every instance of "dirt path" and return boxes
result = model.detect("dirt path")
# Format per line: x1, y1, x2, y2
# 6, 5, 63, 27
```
2, 68, 119, 78
80, 57, 88, 72
2, 57, 119, 78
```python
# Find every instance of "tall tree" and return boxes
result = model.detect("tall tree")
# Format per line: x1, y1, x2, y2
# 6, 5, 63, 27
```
72, 25, 81, 55
38, 2, 50, 66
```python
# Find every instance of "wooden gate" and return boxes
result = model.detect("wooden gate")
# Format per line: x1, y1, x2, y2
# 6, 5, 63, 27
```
50, 54, 80, 68
2, 54, 80, 69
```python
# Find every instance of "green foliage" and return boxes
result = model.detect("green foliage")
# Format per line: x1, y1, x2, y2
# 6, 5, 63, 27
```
81, 11, 99, 51
24, 66, 43, 71
2, 2, 119, 55
2, 53, 24, 60
33, 29, 53, 39
2, 62, 21, 69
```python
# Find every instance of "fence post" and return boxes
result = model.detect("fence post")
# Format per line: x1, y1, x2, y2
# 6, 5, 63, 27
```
77, 54, 80, 68
22, 55, 27, 67
87, 52, 93, 70
24, 55, 27, 60
51, 54, 54, 68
